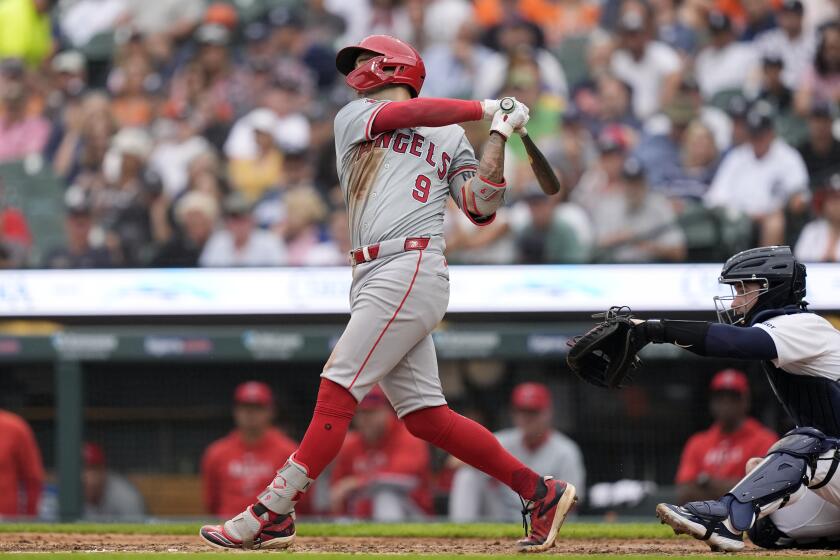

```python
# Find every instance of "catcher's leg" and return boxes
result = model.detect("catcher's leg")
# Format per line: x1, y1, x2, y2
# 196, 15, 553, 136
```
657, 427, 840, 552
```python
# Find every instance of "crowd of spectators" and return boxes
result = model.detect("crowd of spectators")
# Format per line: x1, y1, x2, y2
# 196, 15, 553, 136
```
1, 0, 840, 267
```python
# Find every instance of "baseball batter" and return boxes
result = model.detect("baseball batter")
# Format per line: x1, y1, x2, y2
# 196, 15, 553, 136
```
200, 35, 576, 552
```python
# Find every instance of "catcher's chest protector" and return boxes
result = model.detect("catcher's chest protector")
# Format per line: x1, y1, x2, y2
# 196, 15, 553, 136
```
764, 363, 840, 437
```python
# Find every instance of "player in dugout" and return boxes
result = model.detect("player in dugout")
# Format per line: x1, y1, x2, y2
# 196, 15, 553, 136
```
200, 34, 577, 552
674, 369, 777, 505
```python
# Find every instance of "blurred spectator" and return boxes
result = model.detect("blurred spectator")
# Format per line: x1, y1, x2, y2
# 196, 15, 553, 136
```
422, 23, 494, 99
331, 387, 432, 521
122, 0, 205, 40
449, 382, 585, 521
795, 171, 840, 261
0, 82, 51, 163
199, 192, 287, 267
740, 0, 778, 41
0, 0, 53, 66
704, 101, 809, 245
0, 408, 44, 517
445, 203, 518, 264
572, 127, 629, 213
474, 0, 600, 43
148, 114, 214, 198
675, 370, 777, 504
280, 186, 342, 266
609, 8, 682, 120
695, 12, 760, 100
82, 442, 145, 520
592, 156, 686, 262
797, 101, 840, 187
42, 188, 113, 269
795, 21, 840, 115
509, 189, 593, 263
267, 7, 336, 91
108, 56, 159, 128
227, 110, 284, 203
151, 191, 218, 267
723, 94, 752, 149
635, 97, 696, 192
201, 381, 297, 518
0, 203, 32, 268
474, 19, 569, 100
58, 0, 126, 48
755, 0, 816, 89
754, 55, 795, 113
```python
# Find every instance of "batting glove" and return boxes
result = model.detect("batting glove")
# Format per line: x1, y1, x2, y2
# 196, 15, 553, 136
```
490, 102, 530, 139
481, 99, 502, 120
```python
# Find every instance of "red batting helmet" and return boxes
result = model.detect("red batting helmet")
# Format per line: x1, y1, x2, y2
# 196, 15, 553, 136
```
335, 35, 425, 98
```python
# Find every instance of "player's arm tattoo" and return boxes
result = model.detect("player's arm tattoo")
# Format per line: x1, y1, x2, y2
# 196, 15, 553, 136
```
477, 132, 506, 184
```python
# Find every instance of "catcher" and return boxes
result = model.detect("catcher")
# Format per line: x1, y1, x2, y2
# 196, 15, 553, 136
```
568, 245, 840, 551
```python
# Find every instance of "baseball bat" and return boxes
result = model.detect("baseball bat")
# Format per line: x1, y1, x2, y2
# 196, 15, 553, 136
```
499, 97, 563, 196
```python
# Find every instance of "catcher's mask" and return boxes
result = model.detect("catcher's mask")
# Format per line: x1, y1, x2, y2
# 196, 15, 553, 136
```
713, 246, 806, 326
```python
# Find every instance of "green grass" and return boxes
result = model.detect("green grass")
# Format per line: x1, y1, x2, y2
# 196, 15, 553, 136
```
0, 522, 675, 540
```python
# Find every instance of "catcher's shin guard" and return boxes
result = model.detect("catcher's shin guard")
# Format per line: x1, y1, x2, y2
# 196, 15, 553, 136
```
726, 427, 839, 531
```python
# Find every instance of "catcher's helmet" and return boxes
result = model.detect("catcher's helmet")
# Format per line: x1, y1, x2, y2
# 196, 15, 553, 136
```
335, 35, 425, 97
714, 246, 807, 325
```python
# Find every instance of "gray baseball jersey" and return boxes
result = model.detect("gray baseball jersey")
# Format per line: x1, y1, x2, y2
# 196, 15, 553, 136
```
333, 98, 479, 249
322, 98, 481, 416
449, 428, 586, 521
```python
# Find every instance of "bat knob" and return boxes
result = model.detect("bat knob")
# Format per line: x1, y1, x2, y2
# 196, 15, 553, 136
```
499, 97, 515, 113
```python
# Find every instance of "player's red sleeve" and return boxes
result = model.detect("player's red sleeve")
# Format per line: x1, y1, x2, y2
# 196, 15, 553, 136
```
370, 98, 483, 135
675, 434, 703, 484
201, 445, 221, 515
14, 422, 44, 516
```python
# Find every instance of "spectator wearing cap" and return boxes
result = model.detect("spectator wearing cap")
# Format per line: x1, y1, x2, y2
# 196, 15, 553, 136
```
675, 370, 777, 504
797, 102, 840, 187
227, 109, 285, 203
723, 94, 751, 150
422, 22, 494, 99
0, 0, 53, 66
330, 387, 432, 521
795, 172, 840, 261
449, 382, 585, 522
0, 81, 51, 163
572, 126, 631, 213
609, 6, 682, 120
755, 55, 795, 114
704, 100, 809, 245
267, 6, 337, 91
509, 186, 593, 263
795, 22, 840, 116
755, 0, 816, 89
0, 408, 44, 516
473, 19, 569, 101
694, 12, 760, 100
199, 192, 287, 267
151, 191, 219, 267
82, 442, 145, 520
592, 156, 686, 262
201, 381, 298, 518
634, 95, 696, 191
42, 188, 113, 269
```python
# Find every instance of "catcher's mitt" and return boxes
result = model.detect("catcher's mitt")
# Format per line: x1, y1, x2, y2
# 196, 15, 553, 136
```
566, 306, 642, 388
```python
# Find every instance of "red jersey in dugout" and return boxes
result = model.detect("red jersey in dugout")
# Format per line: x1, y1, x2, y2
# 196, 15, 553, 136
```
675, 418, 778, 483
201, 427, 297, 517
331, 418, 432, 518
0, 410, 44, 516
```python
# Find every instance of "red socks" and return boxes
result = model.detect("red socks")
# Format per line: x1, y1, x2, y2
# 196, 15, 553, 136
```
403, 405, 546, 501
293, 383, 544, 502
294, 379, 358, 479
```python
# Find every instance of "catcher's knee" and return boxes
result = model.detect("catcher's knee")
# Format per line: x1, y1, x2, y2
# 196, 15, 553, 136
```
403, 405, 455, 445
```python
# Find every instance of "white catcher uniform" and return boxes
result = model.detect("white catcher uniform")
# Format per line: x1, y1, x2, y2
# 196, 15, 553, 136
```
324, 98, 490, 417
752, 313, 840, 543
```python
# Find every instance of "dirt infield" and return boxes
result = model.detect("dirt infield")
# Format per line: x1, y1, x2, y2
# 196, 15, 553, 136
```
0, 533, 833, 555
